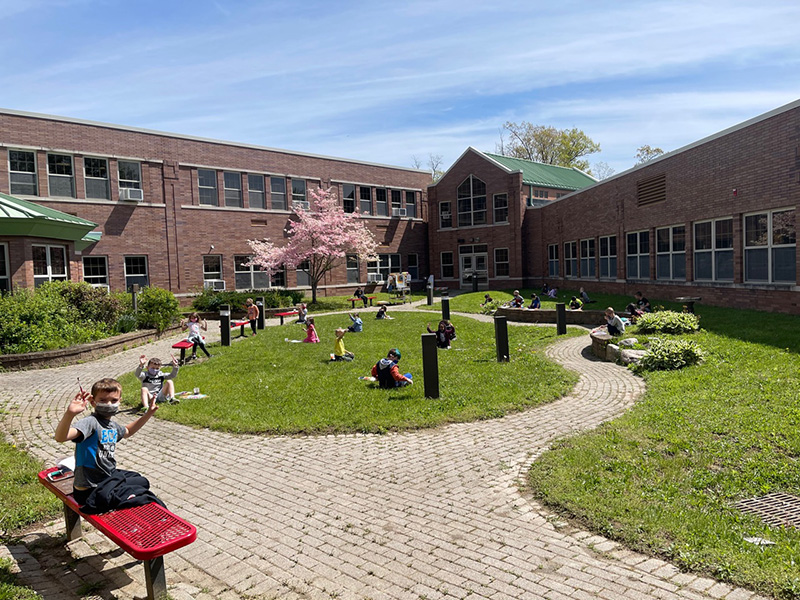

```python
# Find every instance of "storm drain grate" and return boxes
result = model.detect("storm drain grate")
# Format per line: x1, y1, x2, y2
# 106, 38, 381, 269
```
736, 493, 800, 529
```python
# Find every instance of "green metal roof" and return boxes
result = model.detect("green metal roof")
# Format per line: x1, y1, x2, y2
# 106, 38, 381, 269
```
483, 152, 596, 191
0, 192, 98, 242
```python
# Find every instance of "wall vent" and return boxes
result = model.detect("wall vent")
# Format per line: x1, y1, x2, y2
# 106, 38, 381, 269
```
637, 174, 666, 206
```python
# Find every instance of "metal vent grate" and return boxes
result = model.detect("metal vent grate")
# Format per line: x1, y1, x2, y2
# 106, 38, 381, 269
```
637, 173, 666, 206
735, 493, 800, 529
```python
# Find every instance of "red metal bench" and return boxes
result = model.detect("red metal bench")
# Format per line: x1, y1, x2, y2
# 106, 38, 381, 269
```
274, 310, 298, 325
171, 338, 204, 364
230, 319, 251, 337
38, 466, 196, 600
347, 296, 376, 309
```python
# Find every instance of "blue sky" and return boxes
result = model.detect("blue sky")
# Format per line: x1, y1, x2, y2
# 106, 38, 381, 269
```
2, 0, 799, 177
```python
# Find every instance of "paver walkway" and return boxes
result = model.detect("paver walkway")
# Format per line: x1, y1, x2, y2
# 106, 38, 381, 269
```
1, 307, 767, 600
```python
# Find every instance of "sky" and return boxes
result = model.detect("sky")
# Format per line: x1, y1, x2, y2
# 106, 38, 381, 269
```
1, 0, 799, 177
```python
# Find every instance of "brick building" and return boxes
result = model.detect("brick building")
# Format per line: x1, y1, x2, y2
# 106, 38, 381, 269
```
0, 109, 431, 296
431, 99, 800, 313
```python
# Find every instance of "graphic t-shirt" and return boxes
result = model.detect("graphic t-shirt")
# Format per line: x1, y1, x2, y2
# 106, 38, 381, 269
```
72, 414, 127, 489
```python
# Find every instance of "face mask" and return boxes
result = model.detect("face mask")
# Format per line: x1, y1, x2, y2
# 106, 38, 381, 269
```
148, 367, 160, 376
95, 402, 120, 417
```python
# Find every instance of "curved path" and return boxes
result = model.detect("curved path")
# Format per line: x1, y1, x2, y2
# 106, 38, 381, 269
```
1, 308, 766, 600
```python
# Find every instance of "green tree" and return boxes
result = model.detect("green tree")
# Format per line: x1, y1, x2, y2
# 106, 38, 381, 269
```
498, 122, 600, 172
634, 144, 665, 165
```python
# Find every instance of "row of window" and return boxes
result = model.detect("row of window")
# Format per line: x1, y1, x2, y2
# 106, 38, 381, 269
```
439, 175, 508, 228
9, 149, 142, 199
341, 184, 417, 217
545, 209, 796, 284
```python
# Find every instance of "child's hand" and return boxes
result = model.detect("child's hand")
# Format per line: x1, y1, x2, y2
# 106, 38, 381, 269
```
67, 391, 90, 415
147, 403, 159, 415
139, 354, 147, 366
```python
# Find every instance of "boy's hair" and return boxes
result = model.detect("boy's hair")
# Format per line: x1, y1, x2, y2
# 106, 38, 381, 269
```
605, 307, 615, 315
635, 291, 643, 297
91, 378, 122, 397
147, 357, 162, 367
388, 348, 401, 360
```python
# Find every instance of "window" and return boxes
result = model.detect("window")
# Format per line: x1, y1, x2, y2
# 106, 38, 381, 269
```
346, 254, 360, 283
599, 235, 617, 279
494, 248, 510, 277
234, 255, 270, 289
368, 254, 400, 282
82, 256, 108, 288
203, 255, 222, 281
270, 176, 286, 210
271, 267, 286, 288
744, 209, 796, 283
9, 150, 37, 195
548, 244, 559, 277
441, 252, 454, 279
343, 184, 356, 213
376, 188, 388, 216
360, 187, 372, 215
296, 259, 311, 287
533, 189, 550, 199
198, 169, 218, 206
493, 193, 508, 224
33, 245, 67, 286
223, 172, 242, 207
656, 225, 686, 280
391, 190, 402, 212
248, 174, 265, 209
47, 153, 75, 197
291, 179, 306, 206
407, 253, 418, 280
84, 157, 109, 200
580, 238, 596, 278
124, 256, 149, 290
0, 243, 10, 292
564, 241, 577, 278
457, 175, 487, 227
626, 231, 650, 280
406, 191, 417, 218
118, 160, 141, 189
694, 218, 733, 281
439, 202, 452, 228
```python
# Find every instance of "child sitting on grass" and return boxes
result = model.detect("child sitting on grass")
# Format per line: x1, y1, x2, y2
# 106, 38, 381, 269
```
287, 317, 320, 343
347, 312, 363, 332
136, 355, 179, 411
371, 348, 413, 388
376, 305, 393, 319
331, 328, 355, 361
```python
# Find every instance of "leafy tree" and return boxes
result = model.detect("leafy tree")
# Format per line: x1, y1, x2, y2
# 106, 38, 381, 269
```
248, 187, 378, 304
634, 145, 665, 165
498, 122, 600, 172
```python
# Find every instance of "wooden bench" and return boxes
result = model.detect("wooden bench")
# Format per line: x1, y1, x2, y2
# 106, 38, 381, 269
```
230, 319, 251, 337
274, 311, 298, 325
38, 466, 196, 600
347, 296, 376, 309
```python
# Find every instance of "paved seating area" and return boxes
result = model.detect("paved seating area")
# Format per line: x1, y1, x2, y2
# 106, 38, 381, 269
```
0, 303, 766, 600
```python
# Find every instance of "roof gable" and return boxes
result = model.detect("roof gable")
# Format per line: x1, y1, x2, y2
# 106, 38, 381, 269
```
483, 153, 596, 190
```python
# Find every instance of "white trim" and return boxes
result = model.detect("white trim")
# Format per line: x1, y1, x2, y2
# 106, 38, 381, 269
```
0, 142, 164, 164
331, 179, 424, 192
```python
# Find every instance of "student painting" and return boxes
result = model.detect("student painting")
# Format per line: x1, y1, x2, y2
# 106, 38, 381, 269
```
604, 307, 626, 336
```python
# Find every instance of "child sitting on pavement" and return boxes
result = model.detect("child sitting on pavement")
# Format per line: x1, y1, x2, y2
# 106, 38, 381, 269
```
347, 312, 363, 332
371, 348, 413, 388
54, 378, 166, 513
331, 328, 355, 361
136, 355, 179, 411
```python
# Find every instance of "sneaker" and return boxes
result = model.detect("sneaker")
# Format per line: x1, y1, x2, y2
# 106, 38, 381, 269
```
190, 354, 197, 360
168, 397, 180, 405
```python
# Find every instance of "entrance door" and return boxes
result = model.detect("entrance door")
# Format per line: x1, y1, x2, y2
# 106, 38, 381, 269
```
460, 250, 488, 290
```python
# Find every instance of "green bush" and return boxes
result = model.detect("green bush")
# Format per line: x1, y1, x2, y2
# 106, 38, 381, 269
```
114, 313, 138, 334
191, 289, 298, 312
631, 338, 705, 373
42, 280, 125, 327
135, 286, 179, 333
480, 300, 501, 315
634, 310, 700, 334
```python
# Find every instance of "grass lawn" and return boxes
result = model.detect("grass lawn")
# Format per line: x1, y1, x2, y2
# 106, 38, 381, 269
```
119, 310, 581, 435
528, 304, 800, 598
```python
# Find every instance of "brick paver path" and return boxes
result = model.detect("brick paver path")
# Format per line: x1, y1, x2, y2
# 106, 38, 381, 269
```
1, 309, 766, 600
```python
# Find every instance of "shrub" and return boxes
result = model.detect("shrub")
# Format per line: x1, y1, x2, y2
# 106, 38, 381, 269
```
135, 286, 180, 333
480, 300, 501, 315
634, 310, 700, 334
191, 289, 297, 312
631, 338, 705, 373
40, 280, 125, 328
114, 314, 138, 334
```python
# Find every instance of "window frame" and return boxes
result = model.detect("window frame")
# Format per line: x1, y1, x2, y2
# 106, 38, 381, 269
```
33, 244, 68, 287
407, 253, 419, 280
198, 169, 218, 206
9, 149, 38, 196
439, 201, 452, 229
124, 255, 149, 290
291, 179, 307, 207
270, 176, 287, 210
744, 208, 796, 283
83, 156, 110, 200
247, 174, 266, 209
203, 254, 223, 282
548, 244, 559, 278
626, 230, 650, 280
375, 188, 388, 216
342, 184, 356, 213
694, 218, 733, 282
599, 235, 617, 280
360, 186, 373, 215
493, 193, 508, 224
494, 247, 510, 278
118, 160, 142, 190
456, 175, 487, 227
655, 225, 686, 281
234, 255, 270, 290
579, 238, 596, 279
346, 254, 360, 284
47, 153, 75, 198
82, 255, 109, 288
405, 191, 417, 218
367, 254, 400, 282
564, 241, 577, 278
441, 251, 455, 279
0, 242, 8, 292
223, 172, 243, 208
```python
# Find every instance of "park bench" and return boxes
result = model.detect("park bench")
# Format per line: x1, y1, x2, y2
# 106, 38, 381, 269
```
274, 310, 298, 325
230, 318, 251, 337
347, 295, 376, 309
171, 338, 205, 365
38, 466, 196, 600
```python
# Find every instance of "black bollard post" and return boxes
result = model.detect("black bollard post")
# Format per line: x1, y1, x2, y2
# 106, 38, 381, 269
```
427, 284, 433, 306
494, 315, 509, 362
441, 296, 450, 321
472, 273, 478, 293
220, 304, 231, 347
556, 302, 567, 335
422, 333, 439, 399
256, 297, 265, 330
131, 283, 140, 314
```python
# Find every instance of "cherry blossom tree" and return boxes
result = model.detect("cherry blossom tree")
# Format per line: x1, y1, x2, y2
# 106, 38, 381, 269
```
248, 187, 378, 304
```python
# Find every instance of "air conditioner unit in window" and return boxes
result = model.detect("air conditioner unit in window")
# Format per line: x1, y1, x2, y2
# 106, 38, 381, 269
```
90, 283, 110, 293
119, 188, 144, 201
391, 207, 407, 217
367, 273, 382, 283
292, 200, 310, 210
203, 279, 226, 291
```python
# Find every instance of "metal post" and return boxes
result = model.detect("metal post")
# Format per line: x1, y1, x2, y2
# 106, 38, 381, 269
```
63, 504, 81, 541
472, 273, 478, 293
422, 333, 439, 399
427, 285, 433, 306
441, 297, 450, 321
494, 315, 509, 362
131, 283, 140, 314
220, 304, 231, 347
143, 556, 167, 600
256, 297, 265, 330
556, 303, 567, 335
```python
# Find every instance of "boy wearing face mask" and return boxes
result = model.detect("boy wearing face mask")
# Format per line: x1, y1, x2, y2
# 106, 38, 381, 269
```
136, 354, 180, 411
54, 378, 162, 511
